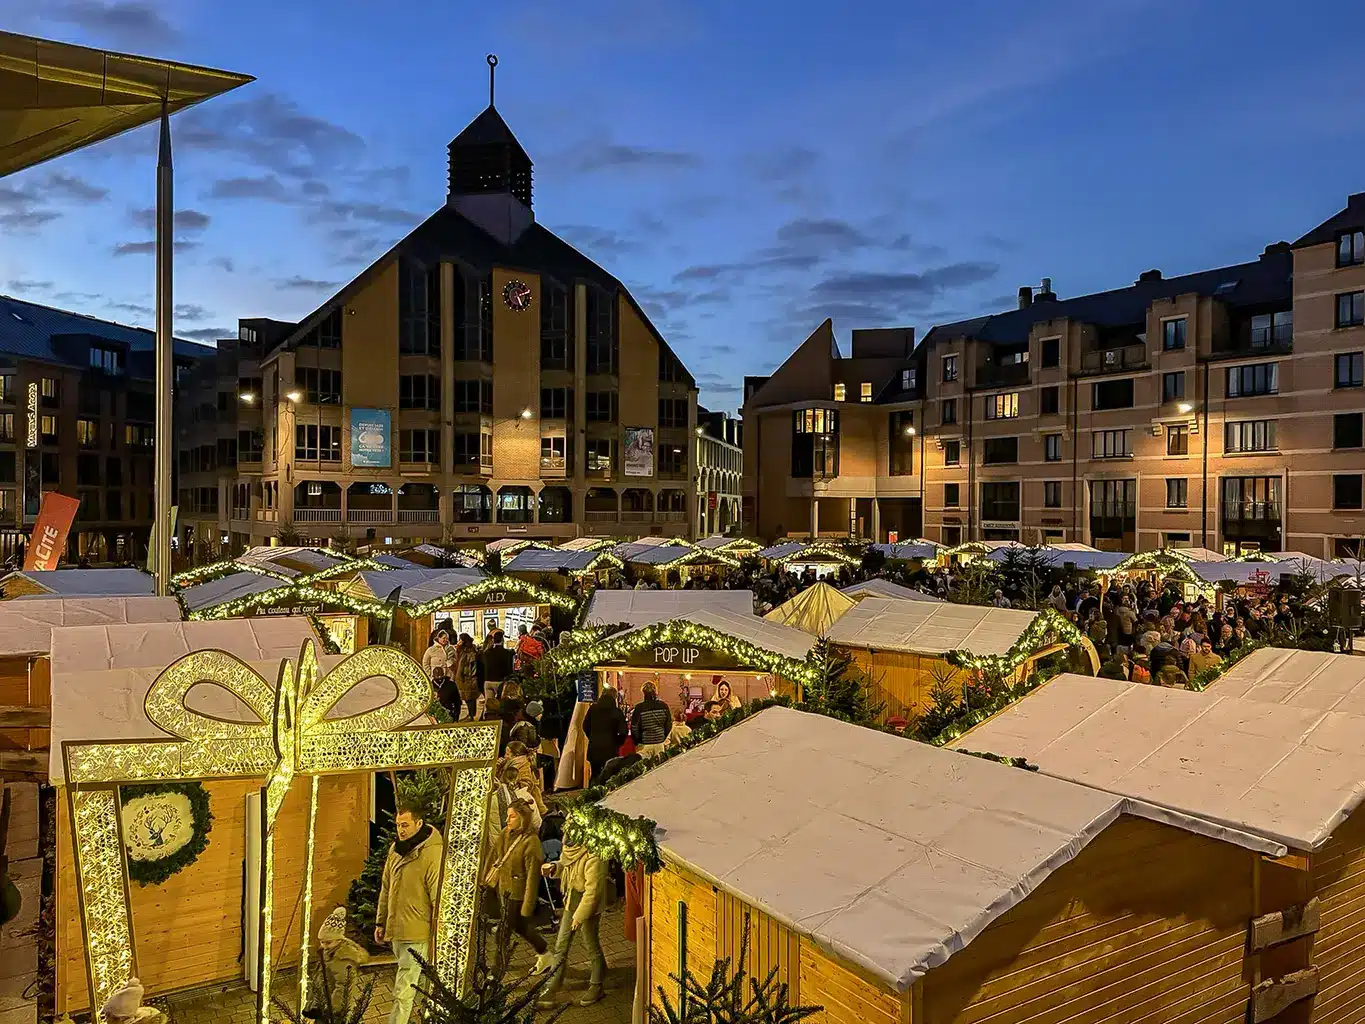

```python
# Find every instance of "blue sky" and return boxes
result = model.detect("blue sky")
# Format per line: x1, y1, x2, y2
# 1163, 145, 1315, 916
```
2, 0, 1363, 409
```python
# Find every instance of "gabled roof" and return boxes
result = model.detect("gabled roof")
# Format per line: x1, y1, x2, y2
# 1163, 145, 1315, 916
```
1294, 192, 1365, 249
504, 548, 607, 573
583, 589, 755, 627
694, 536, 761, 552
965, 674, 1365, 851
869, 542, 940, 560
826, 597, 1040, 656
603, 707, 1282, 992
840, 579, 943, 603
1210, 647, 1365, 716
450, 105, 530, 157
3, 568, 156, 598
179, 571, 290, 613
762, 582, 856, 635
350, 567, 486, 605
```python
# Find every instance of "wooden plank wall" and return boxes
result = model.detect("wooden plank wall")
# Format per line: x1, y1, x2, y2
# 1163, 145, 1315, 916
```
647, 864, 717, 1012
1309, 809, 1365, 1023
0, 655, 45, 751
715, 890, 799, 997
797, 939, 903, 1024
920, 815, 1255, 1024
837, 647, 965, 724
56, 774, 368, 1015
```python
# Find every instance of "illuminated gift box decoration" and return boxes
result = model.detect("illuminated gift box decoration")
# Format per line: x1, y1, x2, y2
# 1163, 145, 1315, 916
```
61, 641, 500, 1023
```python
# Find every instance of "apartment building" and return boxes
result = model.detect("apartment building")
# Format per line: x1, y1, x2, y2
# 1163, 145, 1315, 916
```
742, 191, 1365, 559
696, 407, 743, 536
0, 294, 211, 563
176, 72, 698, 557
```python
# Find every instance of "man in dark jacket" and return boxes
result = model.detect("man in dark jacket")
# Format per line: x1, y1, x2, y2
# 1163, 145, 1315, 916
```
630, 681, 672, 758
479, 630, 514, 705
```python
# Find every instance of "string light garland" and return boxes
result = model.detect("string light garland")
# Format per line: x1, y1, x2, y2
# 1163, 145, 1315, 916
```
1100, 549, 1204, 587
562, 801, 662, 872
188, 582, 393, 621
404, 574, 579, 617
1189, 638, 1266, 692
943, 607, 1091, 677
171, 558, 296, 588
765, 542, 861, 568
626, 548, 741, 569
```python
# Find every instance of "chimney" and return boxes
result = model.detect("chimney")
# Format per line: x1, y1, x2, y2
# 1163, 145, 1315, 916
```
1035, 278, 1057, 303
1017, 286, 1033, 309
1137, 269, 1162, 284
1262, 241, 1291, 258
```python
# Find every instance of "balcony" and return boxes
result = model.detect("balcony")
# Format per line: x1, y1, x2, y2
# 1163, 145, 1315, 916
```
398, 509, 440, 523
346, 509, 393, 524
974, 362, 1031, 389
1078, 344, 1148, 376
295, 508, 341, 524
1222, 500, 1282, 523
540, 455, 567, 478
1211, 327, 1294, 360
584, 511, 618, 523
656, 511, 687, 524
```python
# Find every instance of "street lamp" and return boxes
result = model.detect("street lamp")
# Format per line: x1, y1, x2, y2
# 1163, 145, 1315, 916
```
286, 390, 302, 403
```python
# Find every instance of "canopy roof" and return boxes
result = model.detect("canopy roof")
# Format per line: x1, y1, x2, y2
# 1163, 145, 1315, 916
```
1210, 647, 1365, 715
694, 536, 761, 552
840, 579, 943, 603
0, 31, 252, 176
983, 546, 1127, 571
505, 548, 614, 573
0, 596, 179, 657
1187, 558, 1347, 585
603, 706, 1281, 992
964, 674, 1365, 851
3, 567, 155, 598
486, 537, 543, 555
583, 589, 754, 627
826, 597, 1039, 656
762, 582, 856, 635
557, 537, 614, 551
237, 545, 348, 574
178, 571, 289, 613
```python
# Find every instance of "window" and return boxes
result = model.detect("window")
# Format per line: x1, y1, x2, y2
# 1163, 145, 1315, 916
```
399, 374, 440, 410
659, 444, 686, 477
1337, 352, 1364, 388
1166, 478, 1188, 508
941, 525, 962, 546
106, 458, 122, 486
77, 454, 100, 485
943, 440, 960, 466
1226, 362, 1278, 397
1162, 372, 1185, 402
942, 355, 958, 382
1092, 378, 1134, 410
1161, 423, 1188, 456
77, 419, 98, 448
659, 398, 688, 429
0, 414, 12, 442
1225, 420, 1277, 453
400, 428, 438, 463
1092, 429, 1130, 458
944, 482, 960, 507
398, 259, 440, 356
981, 482, 1020, 521
41, 452, 58, 484
1039, 386, 1059, 415
1339, 230, 1365, 267
833, 383, 845, 402
40, 377, 58, 407
1334, 474, 1363, 511
984, 393, 1020, 419
298, 308, 341, 350
1162, 318, 1187, 350
89, 344, 124, 375
1044, 434, 1062, 462
585, 391, 617, 422
452, 379, 492, 414
941, 399, 957, 425
586, 438, 614, 472
453, 432, 492, 471
541, 282, 570, 369
1040, 338, 1060, 368
1337, 291, 1364, 328
0, 452, 14, 484
900, 368, 916, 391
294, 424, 341, 462
0, 376, 12, 403
982, 437, 1017, 465
540, 435, 566, 471
889, 411, 915, 476
858, 382, 873, 403
236, 429, 262, 460
584, 285, 616, 374
106, 491, 122, 521
296, 367, 341, 404
1335, 413, 1364, 449
1250, 311, 1293, 348
40, 415, 56, 445
791, 408, 839, 479
1044, 481, 1062, 508
541, 387, 569, 420
659, 347, 687, 383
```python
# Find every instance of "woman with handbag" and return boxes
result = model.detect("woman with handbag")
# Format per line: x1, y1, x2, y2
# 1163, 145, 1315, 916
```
484, 799, 551, 970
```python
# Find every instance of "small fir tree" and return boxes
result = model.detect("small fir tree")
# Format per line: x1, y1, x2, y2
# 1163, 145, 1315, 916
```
802, 637, 883, 725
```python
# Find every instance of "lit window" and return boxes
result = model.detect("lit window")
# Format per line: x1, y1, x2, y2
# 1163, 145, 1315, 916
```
1166, 479, 1188, 508
833, 383, 846, 402
984, 393, 1020, 419
859, 382, 872, 402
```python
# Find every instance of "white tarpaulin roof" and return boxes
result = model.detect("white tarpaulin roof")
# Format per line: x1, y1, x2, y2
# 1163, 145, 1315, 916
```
604, 707, 1281, 992
964, 673, 1365, 851
238, 546, 347, 571
826, 597, 1038, 656
3, 568, 156, 598
584, 589, 755, 626
1188, 559, 1348, 585
984, 547, 1127, 570
1210, 647, 1365, 715
840, 579, 943, 603
506, 549, 601, 572
0, 597, 180, 657
179, 571, 288, 613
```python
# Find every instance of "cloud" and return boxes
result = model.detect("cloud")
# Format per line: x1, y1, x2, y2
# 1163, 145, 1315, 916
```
179, 93, 366, 179
207, 176, 292, 201
175, 303, 212, 322
46, 173, 110, 203
40, 0, 178, 46
275, 276, 340, 293
106, 300, 153, 318
693, 371, 742, 397
6, 279, 53, 293
181, 327, 231, 343
209, 256, 236, 273
129, 207, 212, 234
0, 171, 107, 229
558, 135, 701, 175
112, 240, 198, 256
811, 263, 999, 306
552, 224, 645, 258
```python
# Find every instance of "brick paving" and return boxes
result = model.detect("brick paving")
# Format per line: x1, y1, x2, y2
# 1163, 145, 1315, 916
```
0, 782, 41, 1024
155, 908, 636, 1024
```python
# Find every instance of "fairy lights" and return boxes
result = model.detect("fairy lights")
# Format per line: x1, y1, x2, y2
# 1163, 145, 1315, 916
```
404, 574, 578, 617
62, 641, 501, 1016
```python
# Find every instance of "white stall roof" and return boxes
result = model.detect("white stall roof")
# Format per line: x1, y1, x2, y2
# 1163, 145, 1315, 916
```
0, 597, 180, 657
695, 536, 758, 551
965, 674, 1365, 851
826, 597, 1038, 656
179, 571, 287, 613
1189, 559, 1347, 585
627, 545, 705, 565
1211, 647, 1365, 716
984, 547, 1127, 571
604, 707, 1280, 992
840, 579, 943, 603
3, 568, 156, 598
558, 537, 612, 551
584, 589, 755, 626
371, 552, 424, 569
51, 617, 318, 676
613, 607, 815, 661
238, 546, 348, 572
505, 549, 600, 573
355, 568, 486, 606
870, 542, 939, 560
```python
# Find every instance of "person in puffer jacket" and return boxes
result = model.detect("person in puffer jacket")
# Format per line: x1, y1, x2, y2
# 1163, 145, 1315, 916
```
535, 842, 609, 1008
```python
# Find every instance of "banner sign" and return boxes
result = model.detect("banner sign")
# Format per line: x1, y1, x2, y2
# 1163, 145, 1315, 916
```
575, 672, 597, 704
350, 408, 391, 468
24, 491, 80, 570
623, 427, 654, 477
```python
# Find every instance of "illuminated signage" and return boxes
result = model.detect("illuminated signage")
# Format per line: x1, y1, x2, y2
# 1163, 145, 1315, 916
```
25, 382, 37, 448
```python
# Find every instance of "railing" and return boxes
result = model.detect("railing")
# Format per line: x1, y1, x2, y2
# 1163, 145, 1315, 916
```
540, 456, 567, 477
1079, 344, 1148, 375
655, 512, 687, 523
621, 510, 653, 523
346, 509, 393, 523
254, 510, 278, 523
584, 511, 618, 523
296, 508, 341, 523
398, 509, 440, 523
1222, 500, 1281, 522
975, 362, 1031, 389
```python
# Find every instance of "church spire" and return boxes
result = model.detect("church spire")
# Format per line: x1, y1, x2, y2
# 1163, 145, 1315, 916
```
446, 53, 533, 209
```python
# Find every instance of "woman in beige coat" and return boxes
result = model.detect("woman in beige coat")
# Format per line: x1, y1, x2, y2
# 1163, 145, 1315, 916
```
484, 800, 549, 964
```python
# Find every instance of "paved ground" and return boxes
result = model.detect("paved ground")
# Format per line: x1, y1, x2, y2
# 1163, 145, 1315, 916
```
155, 907, 636, 1024
0, 782, 41, 1024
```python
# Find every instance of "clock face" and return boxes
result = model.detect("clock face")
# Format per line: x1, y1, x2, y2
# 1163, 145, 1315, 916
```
502, 280, 532, 312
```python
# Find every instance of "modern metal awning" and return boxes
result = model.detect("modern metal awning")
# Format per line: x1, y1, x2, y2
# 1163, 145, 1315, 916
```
0, 30, 253, 176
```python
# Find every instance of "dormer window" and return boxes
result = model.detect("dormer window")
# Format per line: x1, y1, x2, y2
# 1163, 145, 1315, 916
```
901, 368, 916, 391
1338, 230, 1365, 267
90, 344, 124, 375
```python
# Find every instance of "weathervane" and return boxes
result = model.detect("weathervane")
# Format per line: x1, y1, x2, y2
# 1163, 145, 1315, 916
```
487, 53, 498, 106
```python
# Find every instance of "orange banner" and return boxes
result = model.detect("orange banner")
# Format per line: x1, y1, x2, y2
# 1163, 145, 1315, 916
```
24, 492, 81, 571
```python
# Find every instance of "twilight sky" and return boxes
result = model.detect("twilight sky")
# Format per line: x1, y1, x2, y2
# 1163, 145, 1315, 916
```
2, 0, 1363, 409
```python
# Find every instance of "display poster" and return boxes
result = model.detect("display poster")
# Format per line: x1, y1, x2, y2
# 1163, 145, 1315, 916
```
623, 427, 654, 477
350, 408, 391, 468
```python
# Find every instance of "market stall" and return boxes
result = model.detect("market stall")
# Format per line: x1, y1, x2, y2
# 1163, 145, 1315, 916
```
557, 536, 615, 552
604, 706, 1283, 1024
0, 568, 158, 600
178, 571, 371, 652
840, 578, 943, 603
582, 588, 755, 627
620, 543, 736, 588
762, 581, 856, 635
694, 536, 762, 557
757, 541, 860, 579
502, 547, 620, 593
825, 597, 1098, 721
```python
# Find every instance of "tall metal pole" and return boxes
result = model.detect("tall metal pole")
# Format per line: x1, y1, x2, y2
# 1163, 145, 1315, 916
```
154, 103, 174, 595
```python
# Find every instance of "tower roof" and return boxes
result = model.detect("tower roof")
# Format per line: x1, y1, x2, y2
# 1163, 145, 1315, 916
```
449, 105, 530, 159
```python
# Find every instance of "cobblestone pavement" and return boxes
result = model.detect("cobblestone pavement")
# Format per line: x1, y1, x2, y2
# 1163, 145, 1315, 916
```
0, 782, 41, 1024
154, 908, 635, 1024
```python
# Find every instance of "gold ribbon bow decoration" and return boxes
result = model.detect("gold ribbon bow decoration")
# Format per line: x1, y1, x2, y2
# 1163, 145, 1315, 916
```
63, 640, 501, 1024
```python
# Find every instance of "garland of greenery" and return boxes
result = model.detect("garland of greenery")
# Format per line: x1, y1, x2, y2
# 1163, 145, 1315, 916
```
310, 614, 343, 654
1100, 549, 1205, 587
188, 581, 393, 621
1188, 638, 1266, 691
945, 607, 1088, 675
953, 750, 1039, 771
119, 781, 213, 886
403, 574, 579, 616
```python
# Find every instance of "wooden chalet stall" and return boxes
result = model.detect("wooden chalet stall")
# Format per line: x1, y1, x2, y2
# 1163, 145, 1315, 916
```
557, 537, 615, 552
394, 544, 482, 570
617, 542, 736, 588
503, 548, 619, 593
758, 541, 860, 580
840, 578, 944, 603
965, 670, 1365, 1024
868, 540, 941, 568
825, 597, 1098, 722
604, 706, 1289, 1024
178, 571, 369, 653
47, 619, 369, 1015
0, 567, 157, 600
582, 589, 756, 628
0, 596, 180, 773
694, 536, 761, 557
234, 544, 353, 577
762, 581, 856, 635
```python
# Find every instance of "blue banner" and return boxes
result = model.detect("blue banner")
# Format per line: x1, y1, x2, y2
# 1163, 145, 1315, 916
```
350, 408, 391, 468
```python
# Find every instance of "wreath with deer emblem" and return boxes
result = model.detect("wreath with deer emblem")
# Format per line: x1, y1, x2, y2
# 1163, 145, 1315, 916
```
119, 781, 214, 886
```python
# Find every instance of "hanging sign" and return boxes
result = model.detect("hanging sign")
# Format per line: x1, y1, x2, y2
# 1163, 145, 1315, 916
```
626, 644, 741, 670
